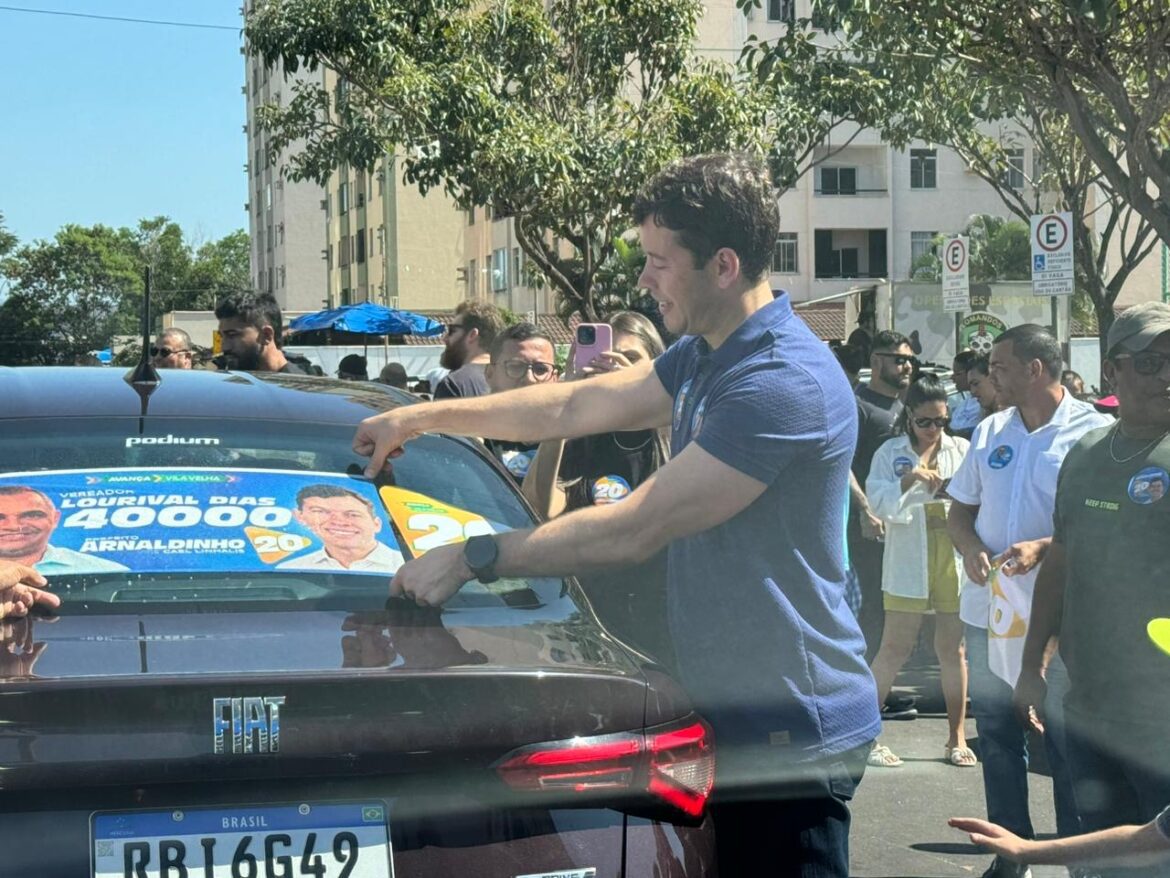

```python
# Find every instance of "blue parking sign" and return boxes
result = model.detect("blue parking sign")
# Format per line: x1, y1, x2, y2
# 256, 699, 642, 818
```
1033, 254, 1046, 271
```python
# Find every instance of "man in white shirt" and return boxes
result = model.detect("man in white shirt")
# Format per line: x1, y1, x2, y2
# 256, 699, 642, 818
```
947, 324, 1111, 878
277, 485, 404, 573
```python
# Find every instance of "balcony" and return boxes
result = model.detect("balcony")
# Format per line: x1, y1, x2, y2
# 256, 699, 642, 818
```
814, 229, 888, 280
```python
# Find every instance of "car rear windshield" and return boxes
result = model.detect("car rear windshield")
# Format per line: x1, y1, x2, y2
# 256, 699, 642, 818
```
0, 418, 562, 611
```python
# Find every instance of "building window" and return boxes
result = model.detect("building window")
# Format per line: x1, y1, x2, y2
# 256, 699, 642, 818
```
485, 204, 494, 222
265, 183, 272, 211
356, 231, 366, 264
1001, 148, 1026, 189
339, 236, 350, 267
340, 287, 351, 306
258, 268, 265, 291
266, 225, 273, 251
468, 259, 478, 296
377, 225, 385, 255
818, 167, 857, 195
254, 148, 261, 174
512, 247, 523, 288
467, 207, 475, 226
910, 231, 937, 273
909, 149, 937, 189
326, 245, 333, 270
767, 0, 795, 22
492, 248, 508, 291
278, 266, 285, 288
277, 223, 284, 246
772, 233, 798, 274
339, 182, 350, 213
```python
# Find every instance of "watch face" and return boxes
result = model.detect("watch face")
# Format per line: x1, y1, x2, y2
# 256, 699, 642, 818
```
465, 536, 498, 571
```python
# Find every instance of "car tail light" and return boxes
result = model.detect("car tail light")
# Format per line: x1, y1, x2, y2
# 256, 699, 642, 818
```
495, 717, 715, 816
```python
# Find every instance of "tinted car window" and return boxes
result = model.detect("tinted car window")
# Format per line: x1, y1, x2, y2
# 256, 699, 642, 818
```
0, 418, 559, 610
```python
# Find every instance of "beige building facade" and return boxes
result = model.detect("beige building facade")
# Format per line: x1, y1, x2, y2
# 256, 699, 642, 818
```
243, 38, 328, 312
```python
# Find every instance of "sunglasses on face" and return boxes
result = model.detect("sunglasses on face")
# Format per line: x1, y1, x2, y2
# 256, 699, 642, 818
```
150, 346, 190, 358
1116, 351, 1170, 376
913, 416, 950, 429
502, 360, 556, 380
874, 353, 916, 367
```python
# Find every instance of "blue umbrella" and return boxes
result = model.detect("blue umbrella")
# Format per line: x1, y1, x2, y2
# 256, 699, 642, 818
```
289, 301, 443, 336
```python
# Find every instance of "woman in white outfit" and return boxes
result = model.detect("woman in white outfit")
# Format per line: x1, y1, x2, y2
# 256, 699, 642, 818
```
864, 375, 974, 768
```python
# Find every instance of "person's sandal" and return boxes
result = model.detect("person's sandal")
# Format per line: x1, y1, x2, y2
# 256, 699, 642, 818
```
867, 743, 903, 767
944, 744, 978, 767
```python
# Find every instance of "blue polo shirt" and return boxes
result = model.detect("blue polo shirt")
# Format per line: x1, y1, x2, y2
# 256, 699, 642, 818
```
654, 292, 880, 762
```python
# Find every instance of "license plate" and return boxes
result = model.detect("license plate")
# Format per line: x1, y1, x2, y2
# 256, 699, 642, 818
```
91, 801, 393, 878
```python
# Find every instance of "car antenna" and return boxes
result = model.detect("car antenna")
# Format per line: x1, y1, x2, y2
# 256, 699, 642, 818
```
126, 266, 161, 386
124, 267, 161, 427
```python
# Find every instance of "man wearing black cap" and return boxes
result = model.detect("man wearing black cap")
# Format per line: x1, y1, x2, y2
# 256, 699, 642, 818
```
338, 354, 369, 381
1015, 302, 1170, 878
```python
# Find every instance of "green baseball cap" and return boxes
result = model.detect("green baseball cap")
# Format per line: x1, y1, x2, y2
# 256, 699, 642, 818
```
1107, 302, 1170, 356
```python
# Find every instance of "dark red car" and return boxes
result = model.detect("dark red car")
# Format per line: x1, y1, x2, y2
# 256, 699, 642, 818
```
0, 367, 715, 878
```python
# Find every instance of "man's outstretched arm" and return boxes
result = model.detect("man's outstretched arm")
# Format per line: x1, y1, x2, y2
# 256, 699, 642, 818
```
390, 441, 769, 607
355, 359, 672, 477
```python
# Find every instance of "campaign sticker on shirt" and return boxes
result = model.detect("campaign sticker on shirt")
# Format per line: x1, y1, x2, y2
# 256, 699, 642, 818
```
1127, 466, 1169, 505
673, 379, 693, 433
893, 455, 915, 477
691, 397, 708, 439
0, 467, 404, 576
591, 475, 632, 505
988, 445, 1015, 469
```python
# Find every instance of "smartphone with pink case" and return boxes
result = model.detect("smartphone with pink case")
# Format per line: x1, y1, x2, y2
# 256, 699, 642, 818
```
573, 323, 613, 373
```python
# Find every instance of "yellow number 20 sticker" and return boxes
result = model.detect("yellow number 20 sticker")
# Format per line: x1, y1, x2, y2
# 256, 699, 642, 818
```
378, 486, 496, 557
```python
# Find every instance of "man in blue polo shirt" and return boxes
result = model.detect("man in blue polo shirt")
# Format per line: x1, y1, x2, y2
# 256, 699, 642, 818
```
353, 153, 881, 876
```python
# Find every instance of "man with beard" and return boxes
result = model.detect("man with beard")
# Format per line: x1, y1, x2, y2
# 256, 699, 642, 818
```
483, 323, 559, 481
214, 292, 305, 374
432, 301, 505, 400
849, 330, 915, 668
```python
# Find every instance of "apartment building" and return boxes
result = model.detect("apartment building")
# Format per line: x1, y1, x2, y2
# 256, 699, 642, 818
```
243, 50, 328, 312
464, 0, 1036, 315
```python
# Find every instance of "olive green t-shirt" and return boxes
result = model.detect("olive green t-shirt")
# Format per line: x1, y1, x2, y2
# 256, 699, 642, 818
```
1054, 424, 1170, 727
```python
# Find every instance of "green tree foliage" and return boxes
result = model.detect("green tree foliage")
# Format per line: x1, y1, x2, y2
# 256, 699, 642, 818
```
245, 0, 909, 319
0, 212, 16, 261
0, 221, 251, 366
744, 0, 1164, 354
911, 215, 1032, 283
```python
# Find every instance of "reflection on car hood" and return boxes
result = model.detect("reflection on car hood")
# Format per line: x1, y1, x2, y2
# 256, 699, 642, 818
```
2, 603, 639, 682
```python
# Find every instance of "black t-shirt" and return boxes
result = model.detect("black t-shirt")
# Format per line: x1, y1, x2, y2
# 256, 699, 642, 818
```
433, 363, 488, 399
558, 432, 673, 666
852, 384, 903, 486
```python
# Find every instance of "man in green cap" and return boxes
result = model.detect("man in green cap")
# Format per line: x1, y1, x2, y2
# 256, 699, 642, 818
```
1013, 301, 1170, 878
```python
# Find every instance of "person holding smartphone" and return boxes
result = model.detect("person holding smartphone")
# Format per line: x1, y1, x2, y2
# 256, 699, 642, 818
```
864, 375, 972, 768
522, 311, 672, 661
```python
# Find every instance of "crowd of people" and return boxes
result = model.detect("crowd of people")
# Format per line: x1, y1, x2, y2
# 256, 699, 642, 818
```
3, 151, 1168, 877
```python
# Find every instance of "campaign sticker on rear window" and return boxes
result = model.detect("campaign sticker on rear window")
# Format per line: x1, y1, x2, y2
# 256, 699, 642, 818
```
0, 468, 403, 576
379, 486, 498, 557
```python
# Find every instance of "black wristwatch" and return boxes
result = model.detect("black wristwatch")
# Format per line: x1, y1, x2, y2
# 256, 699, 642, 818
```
463, 535, 500, 584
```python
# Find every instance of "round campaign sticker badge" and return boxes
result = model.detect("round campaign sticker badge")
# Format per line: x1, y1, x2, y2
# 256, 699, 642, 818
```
592, 475, 632, 505
893, 455, 915, 477
1127, 466, 1169, 505
988, 445, 1014, 470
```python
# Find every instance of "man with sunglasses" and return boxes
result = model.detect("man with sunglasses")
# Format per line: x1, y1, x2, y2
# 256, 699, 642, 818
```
850, 330, 915, 665
151, 328, 195, 370
1013, 303, 1170, 878
484, 323, 559, 480
946, 323, 1111, 878
433, 301, 506, 400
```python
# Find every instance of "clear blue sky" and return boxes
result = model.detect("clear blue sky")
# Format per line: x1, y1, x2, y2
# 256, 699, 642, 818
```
0, 1, 246, 247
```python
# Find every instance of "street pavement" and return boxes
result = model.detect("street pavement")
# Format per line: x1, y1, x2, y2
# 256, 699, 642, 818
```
850, 661, 1067, 878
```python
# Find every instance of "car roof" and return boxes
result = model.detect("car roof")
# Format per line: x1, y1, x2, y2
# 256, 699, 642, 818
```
1, 366, 413, 424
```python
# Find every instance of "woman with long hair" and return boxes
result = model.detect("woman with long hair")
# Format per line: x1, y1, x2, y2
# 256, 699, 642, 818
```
865, 375, 974, 768
522, 311, 672, 661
